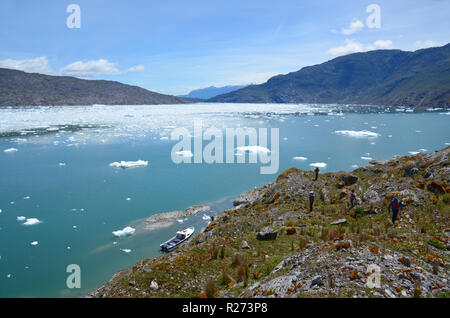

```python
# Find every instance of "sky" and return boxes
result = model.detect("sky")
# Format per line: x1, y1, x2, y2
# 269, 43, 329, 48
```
0, 0, 449, 95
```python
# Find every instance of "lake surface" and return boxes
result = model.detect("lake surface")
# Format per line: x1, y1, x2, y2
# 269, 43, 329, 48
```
0, 103, 449, 297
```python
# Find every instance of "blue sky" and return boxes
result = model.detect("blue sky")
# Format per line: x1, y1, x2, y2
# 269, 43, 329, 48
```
1, 0, 449, 95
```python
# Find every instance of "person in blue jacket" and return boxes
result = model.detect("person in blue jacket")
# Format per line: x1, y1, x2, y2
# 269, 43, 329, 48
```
388, 197, 404, 225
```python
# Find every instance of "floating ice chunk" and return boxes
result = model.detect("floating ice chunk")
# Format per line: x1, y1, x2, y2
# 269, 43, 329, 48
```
23, 218, 41, 226
23, 196, 30, 200
415, 130, 422, 133
334, 130, 379, 138
309, 162, 327, 168
445, 142, 450, 146
408, 151, 419, 155
112, 226, 136, 237
202, 214, 211, 221
293, 156, 308, 160
0, 209, 2, 214
314, 124, 319, 127
17, 216, 26, 222
59, 162, 66, 166
235, 146, 270, 153
177, 219, 184, 223
175, 150, 193, 157
67, 246, 71, 250
388, 135, 393, 138
109, 160, 148, 168
283, 137, 288, 141
120, 248, 132, 253
10, 201, 14, 205
160, 136, 169, 140
7, 274, 11, 278
361, 157, 373, 160
418, 148, 428, 152
4, 148, 18, 153
126, 197, 131, 201
31, 241, 38, 246
370, 142, 376, 145
351, 165, 359, 169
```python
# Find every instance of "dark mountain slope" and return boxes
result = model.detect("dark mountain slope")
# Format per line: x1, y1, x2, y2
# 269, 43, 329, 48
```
0, 68, 188, 106
210, 44, 450, 107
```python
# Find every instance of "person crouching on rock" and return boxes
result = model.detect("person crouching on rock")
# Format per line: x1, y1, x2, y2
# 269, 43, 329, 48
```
309, 191, 315, 212
388, 197, 404, 226
350, 190, 356, 208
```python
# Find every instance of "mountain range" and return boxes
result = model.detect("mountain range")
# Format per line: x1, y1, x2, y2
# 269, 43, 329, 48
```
209, 44, 450, 108
0, 68, 187, 106
178, 85, 247, 99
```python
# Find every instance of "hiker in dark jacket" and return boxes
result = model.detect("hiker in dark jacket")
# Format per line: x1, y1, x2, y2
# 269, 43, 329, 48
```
388, 197, 404, 225
314, 167, 320, 181
308, 191, 315, 212
350, 190, 356, 208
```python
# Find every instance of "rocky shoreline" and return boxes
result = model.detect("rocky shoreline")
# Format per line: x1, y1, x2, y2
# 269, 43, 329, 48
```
140, 205, 211, 231
90, 147, 449, 298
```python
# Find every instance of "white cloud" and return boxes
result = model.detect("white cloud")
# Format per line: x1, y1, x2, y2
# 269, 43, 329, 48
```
127, 64, 145, 73
60, 59, 121, 77
373, 40, 393, 49
327, 39, 365, 56
413, 40, 439, 50
328, 39, 394, 56
340, 20, 365, 35
0, 56, 53, 74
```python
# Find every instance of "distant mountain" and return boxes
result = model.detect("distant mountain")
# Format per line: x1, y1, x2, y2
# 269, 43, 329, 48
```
210, 44, 450, 108
0, 68, 188, 106
179, 85, 247, 99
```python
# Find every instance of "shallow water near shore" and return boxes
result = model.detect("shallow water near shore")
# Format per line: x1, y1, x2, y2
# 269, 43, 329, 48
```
0, 103, 449, 297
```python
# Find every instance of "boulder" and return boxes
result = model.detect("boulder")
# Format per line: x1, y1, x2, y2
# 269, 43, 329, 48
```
150, 280, 158, 291
341, 174, 358, 186
331, 219, 347, 226
363, 187, 382, 205
256, 227, 278, 241
310, 275, 323, 288
240, 240, 251, 249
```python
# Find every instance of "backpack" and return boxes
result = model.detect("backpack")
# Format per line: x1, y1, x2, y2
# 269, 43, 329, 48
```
392, 198, 400, 210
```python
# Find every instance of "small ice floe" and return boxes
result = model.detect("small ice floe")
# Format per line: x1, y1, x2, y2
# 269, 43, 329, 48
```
59, 162, 66, 166
175, 150, 193, 158
370, 142, 376, 145
235, 146, 270, 154
445, 142, 450, 146
160, 136, 169, 141
371, 126, 377, 129
177, 219, 184, 223
388, 135, 393, 138
351, 165, 359, 169
126, 197, 131, 201
314, 124, 319, 127
10, 201, 14, 205
112, 226, 136, 237
109, 160, 148, 169
7, 274, 11, 278
17, 216, 41, 225
334, 130, 379, 138
408, 151, 420, 155
23, 218, 41, 226
0, 208, 2, 214
415, 130, 422, 133
309, 162, 327, 168
67, 246, 71, 250
202, 214, 211, 221
293, 156, 308, 160
23, 196, 30, 200
283, 137, 288, 141
361, 157, 373, 160
73, 225, 77, 229
120, 248, 132, 253
418, 148, 428, 152
30, 241, 38, 246
3, 148, 18, 153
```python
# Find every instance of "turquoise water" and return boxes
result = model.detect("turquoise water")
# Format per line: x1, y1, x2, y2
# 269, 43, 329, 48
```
0, 104, 449, 297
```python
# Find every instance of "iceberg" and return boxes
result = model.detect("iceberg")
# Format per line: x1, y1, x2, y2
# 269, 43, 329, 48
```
293, 156, 308, 160
23, 218, 41, 226
120, 248, 132, 253
309, 162, 327, 168
31, 241, 38, 246
4, 148, 18, 153
202, 214, 211, 221
334, 130, 379, 138
17, 216, 26, 221
112, 226, 136, 237
408, 151, 419, 155
109, 160, 148, 168
235, 146, 270, 153
361, 157, 373, 160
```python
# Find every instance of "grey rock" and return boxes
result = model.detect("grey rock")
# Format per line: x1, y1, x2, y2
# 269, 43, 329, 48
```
240, 240, 251, 249
256, 227, 278, 241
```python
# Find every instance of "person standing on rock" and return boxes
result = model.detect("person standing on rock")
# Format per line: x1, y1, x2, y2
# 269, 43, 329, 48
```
350, 190, 356, 208
308, 191, 315, 212
388, 197, 404, 226
314, 167, 320, 181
